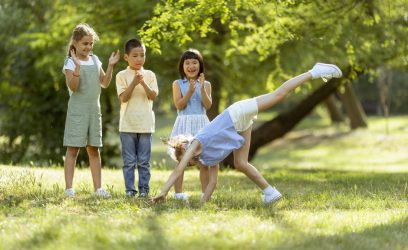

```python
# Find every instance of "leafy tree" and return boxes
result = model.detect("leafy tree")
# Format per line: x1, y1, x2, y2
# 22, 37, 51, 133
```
139, 0, 408, 165
0, 0, 157, 165
0, 0, 407, 166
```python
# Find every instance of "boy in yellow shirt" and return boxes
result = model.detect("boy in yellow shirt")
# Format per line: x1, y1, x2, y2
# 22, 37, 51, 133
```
116, 38, 159, 197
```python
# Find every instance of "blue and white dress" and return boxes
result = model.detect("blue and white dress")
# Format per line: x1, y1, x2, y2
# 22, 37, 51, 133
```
168, 78, 210, 156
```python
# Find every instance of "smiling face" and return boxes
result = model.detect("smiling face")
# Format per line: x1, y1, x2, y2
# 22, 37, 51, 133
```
73, 35, 94, 60
124, 47, 145, 70
183, 58, 200, 80
178, 49, 204, 80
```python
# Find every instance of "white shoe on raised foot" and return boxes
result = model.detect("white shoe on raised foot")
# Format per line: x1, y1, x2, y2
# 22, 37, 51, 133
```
95, 188, 111, 198
309, 63, 342, 82
65, 188, 75, 198
173, 192, 189, 201
262, 187, 282, 205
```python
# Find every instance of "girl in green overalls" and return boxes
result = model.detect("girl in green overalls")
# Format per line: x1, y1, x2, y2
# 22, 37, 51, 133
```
63, 23, 120, 197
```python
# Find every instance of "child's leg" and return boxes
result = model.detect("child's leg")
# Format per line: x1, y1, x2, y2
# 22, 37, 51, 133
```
86, 146, 102, 191
174, 170, 185, 193
201, 165, 219, 202
233, 127, 270, 189
120, 133, 137, 195
255, 72, 312, 112
136, 133, 152, 195
199, 164, 210, 193
64, 147, 80, 189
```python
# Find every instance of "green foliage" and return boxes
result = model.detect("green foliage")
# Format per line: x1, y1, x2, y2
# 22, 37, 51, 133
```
1, 0, 408, 164
0, 0, 157, 164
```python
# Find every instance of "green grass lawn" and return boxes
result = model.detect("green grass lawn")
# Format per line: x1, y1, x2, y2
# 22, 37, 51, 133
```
0, 115, 407, 250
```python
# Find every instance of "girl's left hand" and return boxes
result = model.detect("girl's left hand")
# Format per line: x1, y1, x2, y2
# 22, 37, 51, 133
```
109, 50, 120, 65
199, 73, 205, 88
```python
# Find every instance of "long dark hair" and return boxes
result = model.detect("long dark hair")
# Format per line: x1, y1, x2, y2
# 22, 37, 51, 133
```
178, 49, 204, 79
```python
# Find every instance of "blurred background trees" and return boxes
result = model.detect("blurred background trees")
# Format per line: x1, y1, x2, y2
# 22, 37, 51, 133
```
0, 0, 407, 166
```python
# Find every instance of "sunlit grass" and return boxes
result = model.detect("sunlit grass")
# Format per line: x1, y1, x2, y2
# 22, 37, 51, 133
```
0, 116, 407, 250
254, 115, 408, 173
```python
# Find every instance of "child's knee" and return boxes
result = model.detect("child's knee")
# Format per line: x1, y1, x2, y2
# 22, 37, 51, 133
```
86, 146, 100, 157
234, 159, 248, 171
66, 147, 79, 158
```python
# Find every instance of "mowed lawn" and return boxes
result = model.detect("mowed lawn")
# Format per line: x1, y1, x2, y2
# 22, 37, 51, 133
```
0, 115, 407, 250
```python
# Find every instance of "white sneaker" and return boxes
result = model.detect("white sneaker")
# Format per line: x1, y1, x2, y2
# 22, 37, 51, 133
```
173, 192, 189, 201
262, 187, 282, 204
65, 188, 75, 198
95, 188, 111, 198
309, 63, 342, 82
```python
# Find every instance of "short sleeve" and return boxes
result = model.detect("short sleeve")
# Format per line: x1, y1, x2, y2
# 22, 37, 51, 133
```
62, 57, 75, 74
148, 71, 159, 96
116, 72, 127, 96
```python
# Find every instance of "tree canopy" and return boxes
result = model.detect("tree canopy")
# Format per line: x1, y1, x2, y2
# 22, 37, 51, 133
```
0, 0, 407, 165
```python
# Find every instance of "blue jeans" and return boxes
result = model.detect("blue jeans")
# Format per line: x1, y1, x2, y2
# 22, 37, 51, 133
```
120, 132, 152, 195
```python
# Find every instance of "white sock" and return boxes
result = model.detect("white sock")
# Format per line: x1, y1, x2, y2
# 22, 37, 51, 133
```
174, 193, 183, 198
263, 186, 275, 195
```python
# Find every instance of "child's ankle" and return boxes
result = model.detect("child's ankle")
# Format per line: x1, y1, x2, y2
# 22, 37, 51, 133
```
263, 186, 275, 195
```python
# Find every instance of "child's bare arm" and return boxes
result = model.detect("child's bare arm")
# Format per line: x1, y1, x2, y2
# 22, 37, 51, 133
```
199, 74, 212, 110
153, 141, 200, 202
66, 49, 81, 92
119, 80, 138, 103
173, 80, 194, 110
201, 165, 218, 202
100, 50, 120, 88
140, 79, 157, 100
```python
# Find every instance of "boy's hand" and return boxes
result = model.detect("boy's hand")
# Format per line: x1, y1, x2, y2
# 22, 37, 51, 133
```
134, 71, 144, 84
198, 73, 205, 88
109, 49, 120, 66
152, 193, 167, 203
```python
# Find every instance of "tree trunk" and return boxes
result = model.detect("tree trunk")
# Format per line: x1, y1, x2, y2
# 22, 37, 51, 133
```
206, 55, 222, 120
339, 83, 368, 129
222, 77, 344, 167
206, 17, 227, 120
377, 67, 392, 134
325, 94, 344, 123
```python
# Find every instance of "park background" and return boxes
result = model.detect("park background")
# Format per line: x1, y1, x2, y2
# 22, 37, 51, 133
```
0, 1, 407, 250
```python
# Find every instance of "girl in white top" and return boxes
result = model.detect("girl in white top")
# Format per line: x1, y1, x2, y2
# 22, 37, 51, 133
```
63, 23, 119, 198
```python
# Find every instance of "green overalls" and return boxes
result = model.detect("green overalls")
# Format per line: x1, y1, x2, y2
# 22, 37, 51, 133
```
63, 55, 103, 147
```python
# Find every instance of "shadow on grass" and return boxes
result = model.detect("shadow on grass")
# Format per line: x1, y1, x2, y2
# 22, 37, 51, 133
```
159, 215, 408, 250
13, 212, 171, 250
274, 216, 408, 250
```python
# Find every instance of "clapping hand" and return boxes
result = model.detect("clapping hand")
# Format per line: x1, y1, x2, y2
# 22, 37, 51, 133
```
198, 73, 205, 88
188, 78, 196, 94
134, 71, 144, 84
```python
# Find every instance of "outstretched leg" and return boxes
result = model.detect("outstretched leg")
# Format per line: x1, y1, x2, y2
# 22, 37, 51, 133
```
256, 63, 342, 112
255, 72, 312, 112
